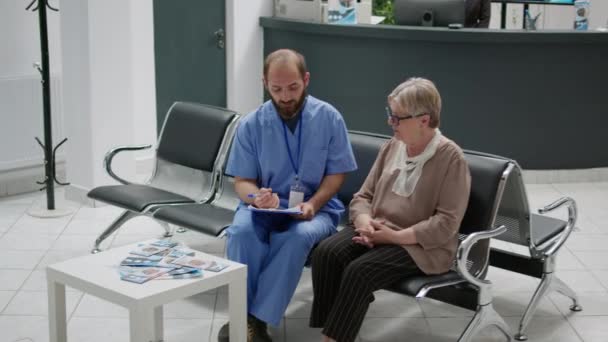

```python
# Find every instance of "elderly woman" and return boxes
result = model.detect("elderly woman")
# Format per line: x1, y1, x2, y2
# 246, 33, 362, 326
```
309, 78, 471, 342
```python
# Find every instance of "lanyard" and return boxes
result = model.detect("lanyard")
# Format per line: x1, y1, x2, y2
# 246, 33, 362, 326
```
282, 115, 303, 180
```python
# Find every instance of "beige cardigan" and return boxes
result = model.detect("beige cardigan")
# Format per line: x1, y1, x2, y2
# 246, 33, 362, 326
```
349, 136, 471, 274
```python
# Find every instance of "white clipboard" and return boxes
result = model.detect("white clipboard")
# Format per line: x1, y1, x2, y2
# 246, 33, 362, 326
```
247, 205, 303, 215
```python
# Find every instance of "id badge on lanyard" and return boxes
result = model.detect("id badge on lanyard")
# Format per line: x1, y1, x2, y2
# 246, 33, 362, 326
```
288, 176, 305, 208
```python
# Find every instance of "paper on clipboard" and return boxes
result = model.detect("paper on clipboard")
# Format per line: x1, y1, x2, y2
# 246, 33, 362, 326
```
248, 205, 303, 215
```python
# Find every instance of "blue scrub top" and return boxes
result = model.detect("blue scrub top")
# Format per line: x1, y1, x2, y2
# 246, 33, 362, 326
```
226, 95, 357, 224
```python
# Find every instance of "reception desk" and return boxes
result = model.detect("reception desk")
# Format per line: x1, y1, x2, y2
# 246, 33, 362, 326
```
261, 17, 608, 169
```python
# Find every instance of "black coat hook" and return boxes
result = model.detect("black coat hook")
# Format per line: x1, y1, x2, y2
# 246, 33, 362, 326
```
26, 0, 58, 12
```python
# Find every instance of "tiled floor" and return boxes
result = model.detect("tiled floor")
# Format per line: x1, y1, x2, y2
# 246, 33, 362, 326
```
0, 183, 607, 341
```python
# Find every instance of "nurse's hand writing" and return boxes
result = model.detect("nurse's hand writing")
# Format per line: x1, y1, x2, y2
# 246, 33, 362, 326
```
253, 188, 280, 209
293, 202, 316, 220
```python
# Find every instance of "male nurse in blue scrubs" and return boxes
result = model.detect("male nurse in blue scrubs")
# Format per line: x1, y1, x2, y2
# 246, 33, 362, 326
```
218, 49, 357, 342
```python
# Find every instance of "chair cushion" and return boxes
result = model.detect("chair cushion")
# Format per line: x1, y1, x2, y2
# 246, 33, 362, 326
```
87, 185, 194, 212
530, 213, 567, 247
386, 271, 463, 297
154, 204, 235, 236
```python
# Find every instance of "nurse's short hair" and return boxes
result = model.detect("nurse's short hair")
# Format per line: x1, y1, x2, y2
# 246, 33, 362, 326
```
264, 49, 308, 79
388, 77, 442, 128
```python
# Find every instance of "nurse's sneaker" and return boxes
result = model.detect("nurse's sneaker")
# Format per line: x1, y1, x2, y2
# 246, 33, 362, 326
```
217, 315, 272, 342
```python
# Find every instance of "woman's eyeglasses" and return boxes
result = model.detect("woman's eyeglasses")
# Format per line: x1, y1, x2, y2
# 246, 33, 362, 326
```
385, 107, 427, 125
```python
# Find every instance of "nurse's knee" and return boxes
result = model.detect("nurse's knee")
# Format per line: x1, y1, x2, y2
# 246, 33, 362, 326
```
227, 223, 257, 244
282, 227, 317, 251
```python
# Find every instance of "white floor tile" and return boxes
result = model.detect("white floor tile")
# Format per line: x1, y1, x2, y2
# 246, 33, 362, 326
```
284, 317, 329, 342
36, 249, 91, 270
165, 318, 213, 342
556, 270, 608, 292
61, 218, 115, 236
426, 317, 508, 342
418, 298, 473, 318
572, 251, 608, 270
0, 315, 50, 342
358, 317, 430, 342
3, 290, 82, 316
67, 317, 129, 342
568, 316, 608, 342
114, 215, 167, 236
487, 267, 540, 293
591, 270, 608, 290
0, 204, 29, 222
506, 316, 583, 342
0, 232, 58, 251
566, 234, 608, 252
51, 234, 104, 252
556, 247, 586, 271
72, 205, 123, 221
8, 215, 71, 236
0, 270, 31, 291
20, 270, 80, 293
0, 291, 15, 312
72, 294, 128, 318
493, 291, 561, 317
163, 293, 216, 319
0, 250, 46, 269
285, 292, 313, 319
550, 291, 608, 316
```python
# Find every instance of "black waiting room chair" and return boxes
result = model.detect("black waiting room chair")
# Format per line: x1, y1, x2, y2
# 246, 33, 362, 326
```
87, 102, 239, 253
338, 132, 514, 341
490, 160, 581, 341
152, 172, 241, 239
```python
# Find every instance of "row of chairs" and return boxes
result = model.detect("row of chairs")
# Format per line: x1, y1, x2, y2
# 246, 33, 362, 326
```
87, 102, 581, 341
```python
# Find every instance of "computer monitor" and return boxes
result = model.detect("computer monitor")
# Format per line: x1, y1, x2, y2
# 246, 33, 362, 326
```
394, 0, 465, 27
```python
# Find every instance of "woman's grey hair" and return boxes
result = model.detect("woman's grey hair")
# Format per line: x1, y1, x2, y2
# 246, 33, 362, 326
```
388, 77, 442, 128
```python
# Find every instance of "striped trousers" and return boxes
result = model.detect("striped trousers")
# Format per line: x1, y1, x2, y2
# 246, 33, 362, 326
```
309, 227, 421, 342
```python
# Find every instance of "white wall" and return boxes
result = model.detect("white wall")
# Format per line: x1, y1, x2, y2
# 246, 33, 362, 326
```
226, 0, 274, 115
130, 0, 158, 172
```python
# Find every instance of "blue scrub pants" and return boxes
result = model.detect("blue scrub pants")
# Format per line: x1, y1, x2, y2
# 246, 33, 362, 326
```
225, 206, 336, 327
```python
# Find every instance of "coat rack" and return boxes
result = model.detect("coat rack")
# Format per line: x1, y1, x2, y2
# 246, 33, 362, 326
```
26, 0, 74, 218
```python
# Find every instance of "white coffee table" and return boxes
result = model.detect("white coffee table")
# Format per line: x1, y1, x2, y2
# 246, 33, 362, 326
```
46, 241, 247, 342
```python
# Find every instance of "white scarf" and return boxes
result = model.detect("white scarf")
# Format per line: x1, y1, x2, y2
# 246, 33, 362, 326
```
390, 130, 442, 197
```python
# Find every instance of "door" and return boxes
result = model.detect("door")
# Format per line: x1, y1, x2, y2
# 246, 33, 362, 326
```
153, 0, 226, 133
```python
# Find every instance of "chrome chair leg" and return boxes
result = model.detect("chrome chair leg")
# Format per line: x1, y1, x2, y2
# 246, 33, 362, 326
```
160, 221, 174, 238
459, 303, 512, 342
552, 276, 583, 312
515, 273, 554, 341
91, 210, 138, 254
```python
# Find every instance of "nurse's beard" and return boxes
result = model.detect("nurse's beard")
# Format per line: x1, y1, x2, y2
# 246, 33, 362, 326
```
272, 91, 308, 119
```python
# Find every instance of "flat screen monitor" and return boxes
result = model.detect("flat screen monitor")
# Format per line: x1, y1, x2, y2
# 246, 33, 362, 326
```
394, 0, 465, 27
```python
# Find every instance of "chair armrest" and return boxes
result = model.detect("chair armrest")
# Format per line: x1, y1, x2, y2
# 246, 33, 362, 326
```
104, 144, 152, 185
537, 196, 577, 257
456, 225, 507, 288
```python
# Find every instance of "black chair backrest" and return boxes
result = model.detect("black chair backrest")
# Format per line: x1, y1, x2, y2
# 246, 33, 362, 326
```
338, 131, 390, 209
460, 151, 512, 235
156, 102, 238, 172
494, 163, 532, 246
460, 150, 513, 277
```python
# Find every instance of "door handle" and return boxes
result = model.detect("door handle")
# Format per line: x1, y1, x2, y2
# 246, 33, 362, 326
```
214, 29, 225, 49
